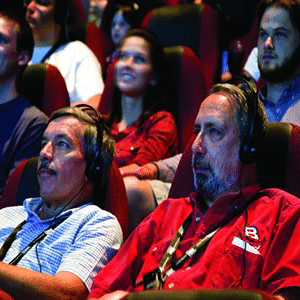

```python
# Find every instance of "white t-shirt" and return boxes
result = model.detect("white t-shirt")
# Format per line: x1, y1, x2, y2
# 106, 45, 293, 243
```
31, 41, 104, 103
243, 47, 260, 82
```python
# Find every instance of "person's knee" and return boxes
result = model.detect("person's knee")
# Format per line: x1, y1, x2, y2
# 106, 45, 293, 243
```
124, 176, 154, 208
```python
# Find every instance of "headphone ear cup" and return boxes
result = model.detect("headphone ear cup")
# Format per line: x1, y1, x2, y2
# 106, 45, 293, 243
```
86, 154, 104, 182
237, 78, 258, 165
240, 142, 257, 165
74, 103, 104, 182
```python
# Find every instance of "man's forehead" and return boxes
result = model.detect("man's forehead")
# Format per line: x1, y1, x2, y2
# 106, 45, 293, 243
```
45, 116, 85, 138
196, 93, 234, 121
261, 6, 293, 29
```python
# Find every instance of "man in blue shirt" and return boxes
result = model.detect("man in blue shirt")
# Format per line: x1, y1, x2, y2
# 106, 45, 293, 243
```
0, 105, 123, 300
257, 0, 300, 124
0, 10, 48, 195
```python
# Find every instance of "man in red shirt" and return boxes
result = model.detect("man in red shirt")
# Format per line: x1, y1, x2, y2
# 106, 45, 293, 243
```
88, 82, 300, 300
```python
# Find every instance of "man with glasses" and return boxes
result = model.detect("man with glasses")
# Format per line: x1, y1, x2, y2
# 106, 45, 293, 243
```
25, 0, 105, 108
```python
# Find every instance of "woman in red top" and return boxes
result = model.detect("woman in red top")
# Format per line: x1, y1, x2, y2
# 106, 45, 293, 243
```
107, 28, 178, 176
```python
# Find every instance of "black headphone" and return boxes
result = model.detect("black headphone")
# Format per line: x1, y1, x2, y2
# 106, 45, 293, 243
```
236, 78, 258, 165
75, 104, 104, 182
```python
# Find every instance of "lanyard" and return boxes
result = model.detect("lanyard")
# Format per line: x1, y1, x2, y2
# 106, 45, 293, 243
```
0, 217, 67, 265
143, 213, 220, 289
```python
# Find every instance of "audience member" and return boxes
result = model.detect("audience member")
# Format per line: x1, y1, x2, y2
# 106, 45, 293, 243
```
250, 0, 300, 124
101, 2, 141, 75
88, 0, 108, 27
25, 0, 104, 108
107, 28, 178, 174
125, 154, 181, 232
89, 82, 300, 300
0, 11, 48, 195
0, 105, 122, 300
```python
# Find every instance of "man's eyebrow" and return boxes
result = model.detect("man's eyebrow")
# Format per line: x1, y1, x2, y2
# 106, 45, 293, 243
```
0, 32, 9, 42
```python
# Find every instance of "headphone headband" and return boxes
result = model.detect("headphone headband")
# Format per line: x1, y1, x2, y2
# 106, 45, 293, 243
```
75, 104, 104, 181
234, 78, 258, 165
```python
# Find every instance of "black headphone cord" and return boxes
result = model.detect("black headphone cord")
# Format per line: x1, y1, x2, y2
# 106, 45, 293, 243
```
35, 179, 89, 272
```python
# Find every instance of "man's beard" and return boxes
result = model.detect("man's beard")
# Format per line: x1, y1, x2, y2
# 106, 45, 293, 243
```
193, 153, 239, 202
259, 43, 300, 83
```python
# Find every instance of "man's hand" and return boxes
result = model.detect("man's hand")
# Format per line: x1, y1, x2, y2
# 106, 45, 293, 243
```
119, 164, 140, 177
135, 162, 159, 180
120, 162, 159, 179
90, 290, 129, 300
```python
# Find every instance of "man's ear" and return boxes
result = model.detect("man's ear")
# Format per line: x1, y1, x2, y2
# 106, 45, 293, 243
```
150, 74, 158, 86
18, 50, 31, 67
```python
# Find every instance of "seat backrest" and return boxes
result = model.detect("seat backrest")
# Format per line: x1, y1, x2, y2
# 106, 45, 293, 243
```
169, 122, 300, 199
163, 46, 206, 151
125, 289, 274, 300
85, 22, 113, 76
142, 3, 221, 90
98, 45, 206, 152
1, 157, 129, 238
17, 63, 70, 117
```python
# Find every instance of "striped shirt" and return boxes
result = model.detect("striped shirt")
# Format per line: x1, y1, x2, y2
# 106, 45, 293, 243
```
0, 197, 123, 291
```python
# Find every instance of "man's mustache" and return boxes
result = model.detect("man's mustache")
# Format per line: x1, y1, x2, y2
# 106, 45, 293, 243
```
193, 153, 211, 170
38, 160, 56, 174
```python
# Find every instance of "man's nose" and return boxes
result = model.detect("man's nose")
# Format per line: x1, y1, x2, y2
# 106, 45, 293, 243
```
39, 141, 53, 161
264, 36, 274, 49
192, 132, 205, 154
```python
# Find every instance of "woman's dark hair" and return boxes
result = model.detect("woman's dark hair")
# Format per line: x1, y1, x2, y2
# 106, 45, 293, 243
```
107, 28, 168, 127
101, 1, 141, 42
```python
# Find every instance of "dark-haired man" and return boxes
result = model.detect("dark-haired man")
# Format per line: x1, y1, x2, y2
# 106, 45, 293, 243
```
0, 11, 48, 195
0, 106, 122, 300
257, 0, 300, 124
25, 0, 104, 108
89, 83, 300, 300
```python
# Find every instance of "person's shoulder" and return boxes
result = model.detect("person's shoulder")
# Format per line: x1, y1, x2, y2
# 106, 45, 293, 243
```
74, 203, 121, 224
20, 97, 48, 124
158, 195, 193, 211
259, 187, 300, 208
63, 40, 95, 55
149, 110, 176, 123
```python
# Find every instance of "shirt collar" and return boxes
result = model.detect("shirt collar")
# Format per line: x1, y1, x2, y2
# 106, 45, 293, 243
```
259, 74, 300, 108
23, 197, 92, 224
190, 183, 261, 232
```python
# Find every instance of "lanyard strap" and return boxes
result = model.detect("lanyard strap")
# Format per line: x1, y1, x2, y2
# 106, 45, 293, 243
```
158, 213, 220, 281
0, 221, 26, 261
0, 217, 67, 265
158, 214, 192, 272
162, 227, 219, 281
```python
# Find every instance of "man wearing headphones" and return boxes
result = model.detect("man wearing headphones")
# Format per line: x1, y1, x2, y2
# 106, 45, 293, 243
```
0, 105, 122, 300
89, 83, 300, 300
25, 0, 104, 108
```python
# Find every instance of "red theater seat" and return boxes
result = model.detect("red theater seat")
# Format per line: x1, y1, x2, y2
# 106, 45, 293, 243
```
142, 3, 221, 90
18, 63, 70, 117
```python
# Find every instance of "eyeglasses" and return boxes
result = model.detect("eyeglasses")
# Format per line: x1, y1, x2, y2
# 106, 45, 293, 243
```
24, 0, 54, 7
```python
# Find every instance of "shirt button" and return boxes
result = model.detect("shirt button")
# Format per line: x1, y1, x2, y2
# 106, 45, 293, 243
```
186, 266, 191, 270
195, 216, 201, 222
152, 247, 157, 252
168, 283, 174, 288
130, 146, 134, 151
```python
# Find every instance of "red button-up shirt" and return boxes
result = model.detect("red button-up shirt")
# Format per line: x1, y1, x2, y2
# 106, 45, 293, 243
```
111, 111, 178, 167
89, 184, 300, 297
